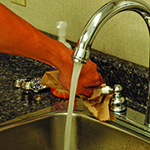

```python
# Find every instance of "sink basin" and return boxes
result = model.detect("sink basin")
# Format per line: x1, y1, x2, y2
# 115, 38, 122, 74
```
0, 111, 149, 150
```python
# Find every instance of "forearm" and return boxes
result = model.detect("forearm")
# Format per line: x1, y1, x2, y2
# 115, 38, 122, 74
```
0, 3, 104, 96
0, 3, 72, 71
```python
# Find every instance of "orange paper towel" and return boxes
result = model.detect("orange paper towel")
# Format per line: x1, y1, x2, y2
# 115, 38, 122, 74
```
40, 70, 115, 122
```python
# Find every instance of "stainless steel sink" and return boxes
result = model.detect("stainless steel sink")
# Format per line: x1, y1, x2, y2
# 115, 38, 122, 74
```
0, 111, 149, 150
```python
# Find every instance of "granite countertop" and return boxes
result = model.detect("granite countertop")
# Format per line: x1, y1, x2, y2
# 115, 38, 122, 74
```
90, 49, 149, 114
0, 31, 149, 124
0, 53, 65, 124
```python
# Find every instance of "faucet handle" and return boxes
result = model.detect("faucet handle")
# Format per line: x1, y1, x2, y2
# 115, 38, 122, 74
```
14, 78, 47, 93
101, 84, 122, 94
113, 84, 122, 92
109, 84, 127, 113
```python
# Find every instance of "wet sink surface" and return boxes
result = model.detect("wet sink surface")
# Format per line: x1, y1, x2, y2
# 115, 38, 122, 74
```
0, 112, 149, 150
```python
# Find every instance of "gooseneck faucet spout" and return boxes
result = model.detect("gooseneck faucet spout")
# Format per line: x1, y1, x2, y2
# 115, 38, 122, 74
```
72, 0, 150, 64
72, 0, 150, 126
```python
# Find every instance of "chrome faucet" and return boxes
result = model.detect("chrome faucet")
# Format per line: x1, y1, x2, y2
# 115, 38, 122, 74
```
72, 0, 150, 126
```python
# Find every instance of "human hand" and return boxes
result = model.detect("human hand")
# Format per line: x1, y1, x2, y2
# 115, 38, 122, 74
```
59, 57, 104, 97
0, 3, 104, 97
77, 60, 104, 96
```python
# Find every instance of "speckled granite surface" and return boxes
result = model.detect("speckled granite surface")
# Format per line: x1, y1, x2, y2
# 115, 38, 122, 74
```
90, 50, 149, 114
0, 53, 64, 123
0, 31, 149, 124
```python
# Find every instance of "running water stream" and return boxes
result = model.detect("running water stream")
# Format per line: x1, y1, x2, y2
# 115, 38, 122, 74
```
64, 62, 82, 150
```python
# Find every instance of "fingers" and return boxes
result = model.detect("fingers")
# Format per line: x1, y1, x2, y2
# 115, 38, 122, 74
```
77, 86, 93, 97
59, 57, 104, 97
77, 74, 104, 97
81, 72, 104, 88
76, 59, 104, 97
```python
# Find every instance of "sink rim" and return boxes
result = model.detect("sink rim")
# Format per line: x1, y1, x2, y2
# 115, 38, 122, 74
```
0, 110, 149, 145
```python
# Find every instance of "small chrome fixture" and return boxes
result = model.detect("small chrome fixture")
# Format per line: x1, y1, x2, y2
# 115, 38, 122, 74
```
14, 78, 47, 93
34, 94, 43, 103
109, 84, 126, 112
101, 84, 126, 112
22, 90, 33, 106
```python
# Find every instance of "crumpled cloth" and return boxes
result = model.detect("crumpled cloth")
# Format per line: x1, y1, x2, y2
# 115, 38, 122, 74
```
40, 70, 115, 122
79, 84, 115, 122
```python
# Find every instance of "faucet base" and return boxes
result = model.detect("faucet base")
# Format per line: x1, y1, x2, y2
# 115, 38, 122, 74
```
110, 107, 150, 139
